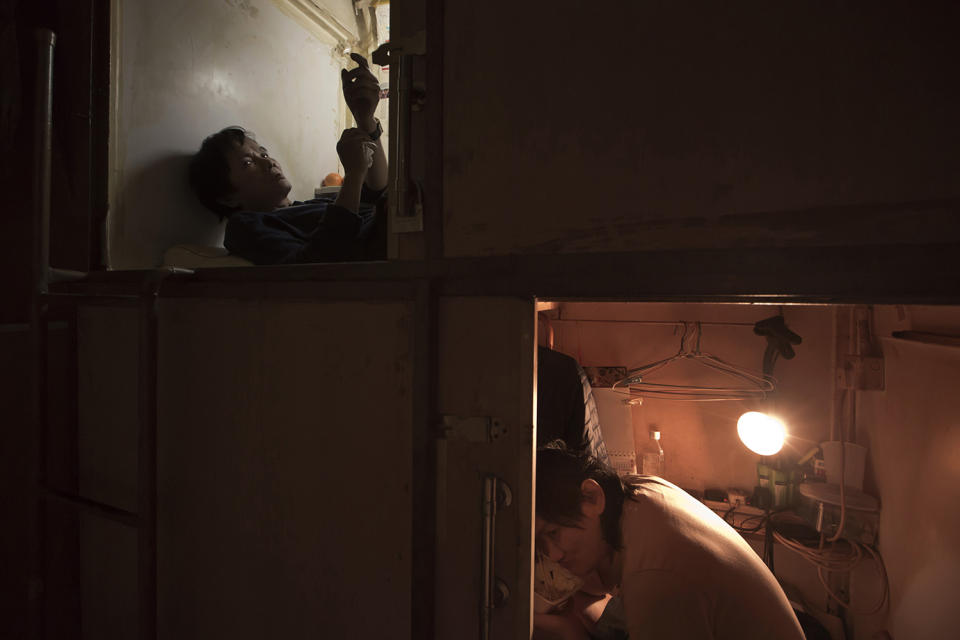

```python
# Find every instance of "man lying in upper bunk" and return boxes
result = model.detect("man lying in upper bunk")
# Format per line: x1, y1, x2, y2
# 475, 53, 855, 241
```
188, 53, 386, 265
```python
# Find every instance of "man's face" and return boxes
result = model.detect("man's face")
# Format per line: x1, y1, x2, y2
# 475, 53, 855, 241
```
535, 507, 607, 578
221, 136, 292, 211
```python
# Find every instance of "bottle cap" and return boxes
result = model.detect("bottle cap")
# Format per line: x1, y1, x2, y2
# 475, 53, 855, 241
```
649, 430, 661, 440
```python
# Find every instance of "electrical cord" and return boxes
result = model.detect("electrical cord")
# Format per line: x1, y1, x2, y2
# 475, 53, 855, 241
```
815, 542, 889, 615
722, 506, 770, 534
778, 310, 886, 612
723, 500, 889, 614
772, 529, 889, 614
734, 514, 769, 534
722, 506, 778, 569
763, 509, 775, 574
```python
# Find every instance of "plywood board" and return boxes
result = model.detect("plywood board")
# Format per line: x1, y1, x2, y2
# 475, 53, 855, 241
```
435, 296, 536, 640
157, 297, 413, 638
441, 2, 960, 257
78, 305, 140, 513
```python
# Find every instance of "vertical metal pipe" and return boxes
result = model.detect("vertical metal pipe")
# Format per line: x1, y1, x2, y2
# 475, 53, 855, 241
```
389, 54, 412, 224
30, 28, 56, 640
424, 0, 445, 259
33, 29, 55, 294
847, 308, 858, 444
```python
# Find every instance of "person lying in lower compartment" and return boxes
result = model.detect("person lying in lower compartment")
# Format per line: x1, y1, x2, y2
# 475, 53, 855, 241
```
534, 442, 806, 640
187, 53, 386, 265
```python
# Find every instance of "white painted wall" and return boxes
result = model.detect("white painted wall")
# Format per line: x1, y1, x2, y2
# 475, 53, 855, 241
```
109, 0, 357, 269
552, 302, 834, 493
853, 306, 960, 640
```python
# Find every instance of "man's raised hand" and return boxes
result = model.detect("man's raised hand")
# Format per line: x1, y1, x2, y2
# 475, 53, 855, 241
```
336, 128, 376, 176
341, 52, 380, 129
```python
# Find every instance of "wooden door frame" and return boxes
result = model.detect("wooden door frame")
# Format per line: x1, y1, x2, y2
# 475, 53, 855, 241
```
62, 238, 960, 304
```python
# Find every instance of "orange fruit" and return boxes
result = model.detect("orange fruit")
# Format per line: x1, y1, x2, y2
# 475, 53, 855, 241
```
322, 172, 344, 187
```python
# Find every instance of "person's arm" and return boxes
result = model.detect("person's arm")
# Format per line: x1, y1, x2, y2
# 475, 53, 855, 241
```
569, 590, 612, 635
284, 129, 380, 263
341, 52, 387, 193
224, 213, 310, 265
333, 128, 374, 214
533, 612, 589, 640
356, 117, 386, 194
226, 205, 369, 265
621, 570, 713, 640
291, 205, 363, 263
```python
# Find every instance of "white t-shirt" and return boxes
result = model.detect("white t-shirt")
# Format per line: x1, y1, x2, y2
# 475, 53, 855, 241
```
618, 478, 805, 640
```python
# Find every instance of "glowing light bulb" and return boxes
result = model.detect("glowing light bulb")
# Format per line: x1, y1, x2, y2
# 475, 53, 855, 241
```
737, 411, 786, 456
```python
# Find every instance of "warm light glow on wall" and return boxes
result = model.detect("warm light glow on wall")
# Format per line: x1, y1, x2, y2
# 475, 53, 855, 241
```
737, 411, 786, 455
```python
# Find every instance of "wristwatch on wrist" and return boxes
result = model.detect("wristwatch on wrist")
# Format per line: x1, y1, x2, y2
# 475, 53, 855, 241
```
366, 118, 383, 142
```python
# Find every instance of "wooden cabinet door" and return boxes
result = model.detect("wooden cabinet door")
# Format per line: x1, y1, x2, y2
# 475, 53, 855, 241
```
435, 297, 536, 639
157, 296, 414, 639
438, 2, 959, 258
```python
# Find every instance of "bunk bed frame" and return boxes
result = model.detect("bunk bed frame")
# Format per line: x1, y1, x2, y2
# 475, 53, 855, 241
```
26, 24, 960, 640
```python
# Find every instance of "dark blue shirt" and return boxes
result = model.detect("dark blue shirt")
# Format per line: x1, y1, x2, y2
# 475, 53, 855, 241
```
223, 186, 384, 265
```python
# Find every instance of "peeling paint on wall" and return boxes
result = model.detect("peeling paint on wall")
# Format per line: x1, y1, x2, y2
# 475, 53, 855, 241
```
225, 0, 261, 20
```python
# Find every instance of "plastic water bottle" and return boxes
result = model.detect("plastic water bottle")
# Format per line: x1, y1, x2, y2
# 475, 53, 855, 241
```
641, 429, 665, 477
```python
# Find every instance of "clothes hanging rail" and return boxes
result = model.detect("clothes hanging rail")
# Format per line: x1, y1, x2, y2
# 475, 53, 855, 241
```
611, 321, 775, 401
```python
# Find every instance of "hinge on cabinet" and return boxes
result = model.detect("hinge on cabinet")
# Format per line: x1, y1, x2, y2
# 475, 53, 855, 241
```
439, 415, 507, 443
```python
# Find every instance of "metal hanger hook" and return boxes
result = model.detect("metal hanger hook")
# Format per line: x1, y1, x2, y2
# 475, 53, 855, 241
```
677, 321, 691, 354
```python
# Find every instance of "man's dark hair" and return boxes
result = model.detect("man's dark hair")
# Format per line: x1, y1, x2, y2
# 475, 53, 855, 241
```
537, 441, 633, 549
188, 126, 248, 219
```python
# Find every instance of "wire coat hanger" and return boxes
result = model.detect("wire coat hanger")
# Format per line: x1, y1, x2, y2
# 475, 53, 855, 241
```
612, 322, 775, 401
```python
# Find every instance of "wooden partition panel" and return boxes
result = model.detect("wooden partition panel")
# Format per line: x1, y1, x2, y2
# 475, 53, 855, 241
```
77, 305, 140, 513
441, 2, 959, 257
435, 296, 536, 640
157, 298, 413, 639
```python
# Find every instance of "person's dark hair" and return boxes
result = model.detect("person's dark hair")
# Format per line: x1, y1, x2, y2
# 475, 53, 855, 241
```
537, 440, 633, 549
188, 126, 249, 219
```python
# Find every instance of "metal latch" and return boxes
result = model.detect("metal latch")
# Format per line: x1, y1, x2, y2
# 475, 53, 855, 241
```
371, 31, 426, 66
439, 416, 507, 443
